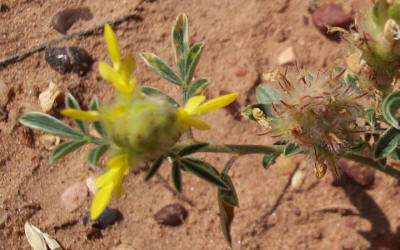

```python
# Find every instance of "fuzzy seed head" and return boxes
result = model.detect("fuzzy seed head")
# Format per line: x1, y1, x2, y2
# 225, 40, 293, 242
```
259, 68, 364, 170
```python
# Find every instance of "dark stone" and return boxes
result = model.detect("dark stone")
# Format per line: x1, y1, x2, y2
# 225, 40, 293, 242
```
154, 203, 188, 226
45, 47, 93, 76
312, 4, 353, 35
93, 207, 122, 230
52, 7, 93, 34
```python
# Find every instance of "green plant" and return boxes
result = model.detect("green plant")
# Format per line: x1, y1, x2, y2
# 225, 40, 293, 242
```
17, 4, 400, 246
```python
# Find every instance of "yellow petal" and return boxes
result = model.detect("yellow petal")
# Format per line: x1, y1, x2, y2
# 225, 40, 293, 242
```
61, 109, 100, 122
121, 54, 135, 80
197, 93, 238, 115
90, 183, 114, 220
184, 95, 206, 115
176, 108, 210, 130
104, 24, 121, 70
107, 154, 128, 170
99, 62, 132, 95
114, 180, 123, 199
94, 167, 119, 188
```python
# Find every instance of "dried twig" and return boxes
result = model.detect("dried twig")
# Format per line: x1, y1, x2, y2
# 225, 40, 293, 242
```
313, 204, 359, 216
0, 12, 142, 68
156, 173, 195, 207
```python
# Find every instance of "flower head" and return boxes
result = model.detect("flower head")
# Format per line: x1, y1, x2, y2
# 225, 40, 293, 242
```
176, 93, 238, 130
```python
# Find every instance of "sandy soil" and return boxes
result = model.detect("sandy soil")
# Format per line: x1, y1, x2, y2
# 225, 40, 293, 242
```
1, 0, 400, 249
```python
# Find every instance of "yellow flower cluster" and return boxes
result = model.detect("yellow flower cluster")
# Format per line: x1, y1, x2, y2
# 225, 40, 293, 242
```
61, 24, 238, 220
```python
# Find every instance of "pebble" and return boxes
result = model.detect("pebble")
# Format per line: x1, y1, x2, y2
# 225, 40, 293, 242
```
154, 203, 188, 226
52, 7, 93, 34
292, 206, 301, 216
18, 126, 34, 147
93, 207, 122, 229
278, 46, 296, 66
38, 134, 60, 150
61, 182, 88, 212
312, 4, 353, 34
39, 81, 62, 113
85, 176, 97, 195
0, 80, 12, 107
45, 47, 93, 76
344, 217, 356, 229
291, 170, 305, 190
337, 159, 375, 187
235, 65, 247, 77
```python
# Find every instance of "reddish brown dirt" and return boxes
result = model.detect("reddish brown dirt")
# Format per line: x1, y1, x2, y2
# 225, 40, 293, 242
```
1, 0, 400, 249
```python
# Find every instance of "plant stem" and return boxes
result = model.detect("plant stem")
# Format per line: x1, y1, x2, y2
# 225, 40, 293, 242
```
172, 143, 400, 179
343, 152, 400, 179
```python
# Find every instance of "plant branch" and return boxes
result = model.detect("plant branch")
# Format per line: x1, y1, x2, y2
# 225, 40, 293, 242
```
343, 152, 400, 179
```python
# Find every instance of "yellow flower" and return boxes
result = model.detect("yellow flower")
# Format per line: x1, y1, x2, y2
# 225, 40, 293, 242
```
176, 93, 238, 130
90, 154, 129, 220
98, 24, 136, 95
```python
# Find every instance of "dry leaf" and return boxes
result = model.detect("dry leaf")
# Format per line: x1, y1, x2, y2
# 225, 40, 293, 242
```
31, 224, 62, 250
24, 222, 47, 250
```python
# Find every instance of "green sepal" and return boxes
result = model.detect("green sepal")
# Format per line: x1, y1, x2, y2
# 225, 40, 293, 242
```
283, 143, 303, 157
171, 13, 189, 79
171, 160, 182, 192
140, 86, 180, 107
181, 157, 229, 190
19, 112, 83, 139
256, 84, 281, 104
178, 142, 209, 156
140, 53, 182, 86
144, 155, 164, 181
184, 42, 205, 84
65, 94, 88, 135
382, 90, 400, 129
50, 139, 87, 163
89, 96, 106, 137
389, 4, 400, 22
262, 153, 280, 169
87, 144, 109, 168
185, 78, 209, 100
372, 0, 389, 26
241, 104, 275, 121
366, 108, 376, 126
218, 189, 234, 247
374, 126, 400, 159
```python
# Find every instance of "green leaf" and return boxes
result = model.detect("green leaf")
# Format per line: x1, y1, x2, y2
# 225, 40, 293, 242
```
366, 108, 376, 126
50, 139, 87, 163
178, 142, 209, 156
256, 84, 281, 104
144, 156, 164, 181
389, 148, 400, 160
19, 112, 83, 139
180, 157, 219, 176
65, 94, 88, 135
262, 153, 280, 169
140, 53, 182, 85
171, 13, 189, 79
140, 86, 179, 107
87, 144, 109, 168
241, 104, 275, 121
172, 161, 182, 192
181, 157, 229, 190
89, 97, 106, 137
283, 143, 303, 157
219, 170, 239, 207
374, 126, 400, 159
382, 90, 400, 129
348, 141, 367, 152
185, 78, 209, 100
218, 190, 234, 247
184, 42, 205, 84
